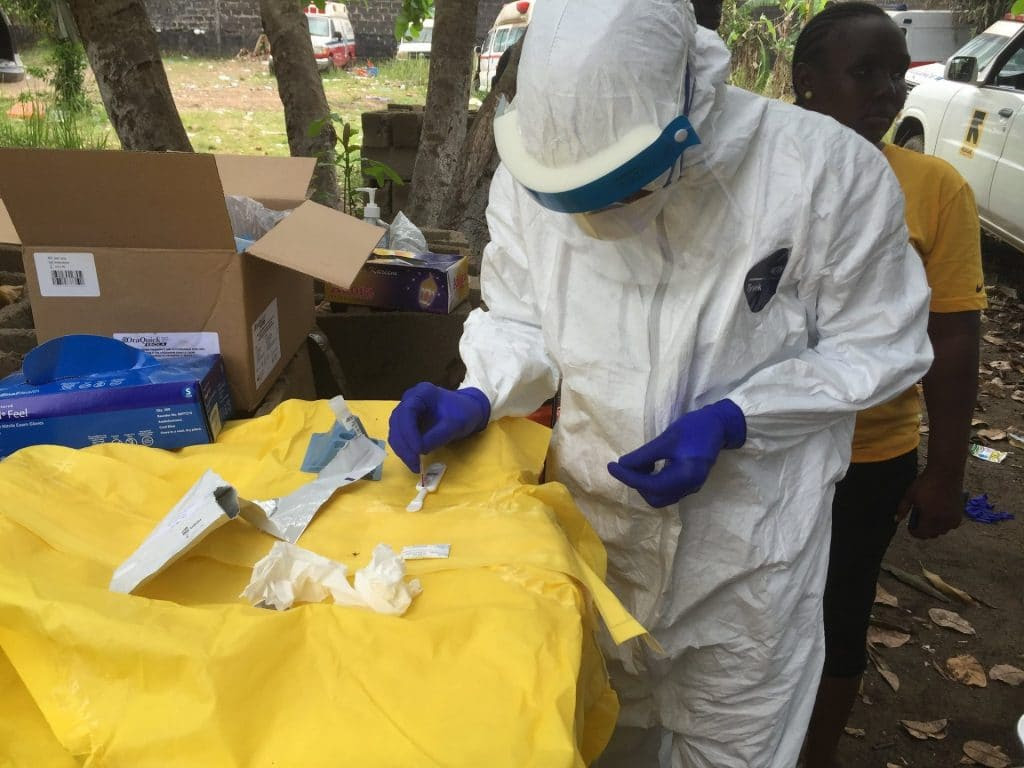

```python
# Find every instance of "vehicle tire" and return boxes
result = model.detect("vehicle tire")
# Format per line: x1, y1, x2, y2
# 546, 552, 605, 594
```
901, 133, 925, 153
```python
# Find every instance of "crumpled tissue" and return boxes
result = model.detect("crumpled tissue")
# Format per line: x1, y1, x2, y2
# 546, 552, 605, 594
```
241, 541, 422, 614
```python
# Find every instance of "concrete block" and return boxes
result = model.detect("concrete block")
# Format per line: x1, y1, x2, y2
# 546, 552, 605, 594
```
364, 147, 417, 181
390, 110, 423, 148
0, 350, 22, 379
361, 111, 391, 150
0, 247, 23, 273
315, 308, 469, 400
0, 328, 37, 355
0, 299, 33, 331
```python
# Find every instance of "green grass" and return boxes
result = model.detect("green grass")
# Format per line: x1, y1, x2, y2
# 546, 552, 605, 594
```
182, 108, 289, 156
373, 58, 431, 88
1, 49, 430, 156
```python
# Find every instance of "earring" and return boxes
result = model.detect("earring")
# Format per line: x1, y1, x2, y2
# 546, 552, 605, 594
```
803, 90, 813, 100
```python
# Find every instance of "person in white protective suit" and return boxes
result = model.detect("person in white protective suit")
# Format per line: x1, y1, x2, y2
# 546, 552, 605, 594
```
387, 1, 934, 765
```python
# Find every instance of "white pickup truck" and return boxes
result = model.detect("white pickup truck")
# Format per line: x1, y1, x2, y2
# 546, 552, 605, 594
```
894, 16, 1024, 252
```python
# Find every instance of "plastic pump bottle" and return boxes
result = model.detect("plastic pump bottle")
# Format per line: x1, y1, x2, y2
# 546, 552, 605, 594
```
356, 187, 387, 229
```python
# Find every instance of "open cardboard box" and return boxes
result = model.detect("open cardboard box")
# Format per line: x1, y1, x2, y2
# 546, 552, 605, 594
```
0, 149, 386, 412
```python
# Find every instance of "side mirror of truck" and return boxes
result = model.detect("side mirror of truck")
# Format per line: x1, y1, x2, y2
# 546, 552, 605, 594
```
946, 55, 979, 83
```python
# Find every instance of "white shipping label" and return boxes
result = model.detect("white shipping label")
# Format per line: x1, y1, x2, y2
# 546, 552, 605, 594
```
114, 332, 221, 361
34, 252, 101, 297
252, 298, 281, 389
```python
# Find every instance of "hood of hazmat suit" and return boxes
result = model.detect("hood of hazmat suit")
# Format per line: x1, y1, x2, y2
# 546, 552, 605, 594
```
461, 1, 934, 766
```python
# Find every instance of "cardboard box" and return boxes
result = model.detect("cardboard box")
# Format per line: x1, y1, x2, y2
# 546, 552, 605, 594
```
324, 251, 470, 314
0, 149, 386, 411
0, 354, 232, 458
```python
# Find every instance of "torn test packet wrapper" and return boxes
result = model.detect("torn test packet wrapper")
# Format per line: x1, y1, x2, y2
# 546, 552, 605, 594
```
239, 396, 387, 543
111, 398, 386, 593
110, 469, 240, 594
241, 541, 422, 614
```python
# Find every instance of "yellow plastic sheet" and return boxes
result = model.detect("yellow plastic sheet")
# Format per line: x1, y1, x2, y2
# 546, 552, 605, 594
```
0, 400, 644, 767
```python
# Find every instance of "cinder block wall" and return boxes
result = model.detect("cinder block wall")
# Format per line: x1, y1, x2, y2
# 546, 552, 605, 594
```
360, 106, 478, 225
145, 0, 263, 56
142, 0, 505, 58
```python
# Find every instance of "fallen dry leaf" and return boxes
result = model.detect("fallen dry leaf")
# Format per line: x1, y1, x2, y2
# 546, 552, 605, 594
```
933, 659, 956, 681
990, 360, 1013, 372
988, 664, 1024, 686
1012, 390, 1024, 403
976, 428, 1008, 441
958, 759, 975, 766
947, 655, 987, 687
844, 726, 866, 738
868, 645, 901, 691
919, 424, 930, 434
921, 566, 977, 604
983, 334, 1005, 345
875, 583, 899, 607
868, 626, 912, 648
962, 740, 1010, 768
930, 608, 976, 635
880, 668, 900, 691
972, 418, 990, 427
900, 718, 948, 740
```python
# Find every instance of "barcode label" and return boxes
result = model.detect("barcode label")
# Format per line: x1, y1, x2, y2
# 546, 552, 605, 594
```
34, 252, 100, 297
51, 269, 85, 286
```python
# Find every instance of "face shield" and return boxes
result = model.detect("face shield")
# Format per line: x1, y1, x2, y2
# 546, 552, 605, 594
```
493, 0, 705, 238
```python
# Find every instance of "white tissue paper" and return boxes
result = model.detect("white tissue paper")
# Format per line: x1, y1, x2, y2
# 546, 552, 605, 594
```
241, 542, 422, 614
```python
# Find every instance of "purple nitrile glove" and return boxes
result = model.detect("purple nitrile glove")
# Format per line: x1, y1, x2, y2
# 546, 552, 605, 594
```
388, 383, 491, 473
607, 399, 746, 508
964, 493, 1014, 524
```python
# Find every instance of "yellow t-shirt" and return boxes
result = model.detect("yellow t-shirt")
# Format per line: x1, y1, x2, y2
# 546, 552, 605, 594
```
851, 144, 987, 463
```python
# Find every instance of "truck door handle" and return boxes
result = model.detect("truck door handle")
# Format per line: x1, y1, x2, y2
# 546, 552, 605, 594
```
998, 107, 1014, 118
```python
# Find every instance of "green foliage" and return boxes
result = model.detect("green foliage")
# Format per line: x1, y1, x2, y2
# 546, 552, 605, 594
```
951, 0, 1013, 32
307, 112, 403, 215
0, 95, 110, 149
394, 0, 433, 41
51, 38, 89, 113
722, 0, 828, 98
374, 57, 430, 87
4, 0, 54, 34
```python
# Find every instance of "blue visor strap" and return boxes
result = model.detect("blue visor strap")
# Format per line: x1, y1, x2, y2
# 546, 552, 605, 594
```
524, 114, 702, 214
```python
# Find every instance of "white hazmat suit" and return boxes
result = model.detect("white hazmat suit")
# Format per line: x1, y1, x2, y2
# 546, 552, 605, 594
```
459, 1, 933, 766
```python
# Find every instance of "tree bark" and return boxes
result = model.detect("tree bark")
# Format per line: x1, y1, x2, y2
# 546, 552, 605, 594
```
259, 0, 340, 209
405, 0, 479, 228
67, 0, 191, 151
441, 38, 522, 266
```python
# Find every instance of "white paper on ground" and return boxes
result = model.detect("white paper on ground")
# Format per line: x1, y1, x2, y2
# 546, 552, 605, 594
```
110, 470, 239, 594
241, 541, 422, 614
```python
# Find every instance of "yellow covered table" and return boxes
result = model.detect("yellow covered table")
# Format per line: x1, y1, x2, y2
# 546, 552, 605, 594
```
0, 400, 643, 767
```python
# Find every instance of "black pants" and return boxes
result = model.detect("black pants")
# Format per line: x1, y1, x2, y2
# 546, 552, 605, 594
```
822, 449, 918, 678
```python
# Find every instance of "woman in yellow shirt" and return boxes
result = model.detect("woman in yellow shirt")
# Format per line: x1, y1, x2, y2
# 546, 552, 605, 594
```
791, 4, 986, 766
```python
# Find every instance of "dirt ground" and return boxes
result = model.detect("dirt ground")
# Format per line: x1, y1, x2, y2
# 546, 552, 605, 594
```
836, 252, 1024, 768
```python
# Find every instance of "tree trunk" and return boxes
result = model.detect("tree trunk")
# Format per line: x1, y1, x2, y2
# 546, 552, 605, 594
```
67, 0, 191, 151
259, 0, 339, 209
405, 0, 479, 228
441, 38, 522, 266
